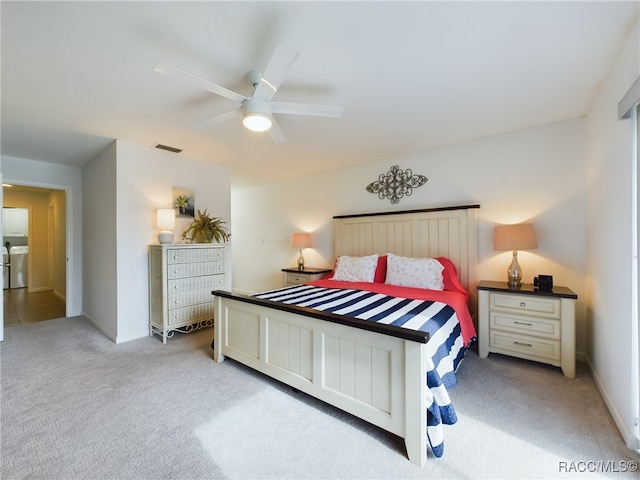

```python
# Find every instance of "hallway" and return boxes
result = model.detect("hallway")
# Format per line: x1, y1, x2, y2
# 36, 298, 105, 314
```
3, 289, 66, 326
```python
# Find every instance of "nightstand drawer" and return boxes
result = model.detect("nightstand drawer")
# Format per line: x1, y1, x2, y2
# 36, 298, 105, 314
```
282, 268, 332, 287
286, 273, 310, 285
489, 311, 560, 340
490, 293, 560, 319
490, 331, 560, 361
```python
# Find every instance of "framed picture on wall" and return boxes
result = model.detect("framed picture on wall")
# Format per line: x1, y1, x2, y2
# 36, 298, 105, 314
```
172, 188, 194, 218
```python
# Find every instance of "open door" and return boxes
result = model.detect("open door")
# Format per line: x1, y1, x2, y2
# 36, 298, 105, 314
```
1, 184, 67, 331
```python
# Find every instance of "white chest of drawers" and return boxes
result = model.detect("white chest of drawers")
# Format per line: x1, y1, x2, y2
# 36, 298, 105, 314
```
149, 244, 230, 343
477, 280, 577, 378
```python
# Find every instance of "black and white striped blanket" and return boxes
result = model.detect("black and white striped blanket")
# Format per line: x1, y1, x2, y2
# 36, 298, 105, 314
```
253, 283, 469, 458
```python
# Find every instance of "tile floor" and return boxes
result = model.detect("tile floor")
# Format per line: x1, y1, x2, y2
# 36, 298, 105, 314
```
3, 288, 67, 326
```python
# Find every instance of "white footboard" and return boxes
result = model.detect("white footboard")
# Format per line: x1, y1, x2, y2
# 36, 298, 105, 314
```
213, 292, 428, 466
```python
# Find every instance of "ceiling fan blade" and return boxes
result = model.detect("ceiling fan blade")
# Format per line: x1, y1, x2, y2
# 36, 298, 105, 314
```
154, 62, 247, 104
253, 43, 299, 101
196, 109, 242, 128
271, 102, 344, 118
268, 119, 288, 144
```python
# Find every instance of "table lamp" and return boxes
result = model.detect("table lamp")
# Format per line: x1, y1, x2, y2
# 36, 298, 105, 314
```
157, 208, 176, 244
494, 223, 538, 287
291, 232, 312, 270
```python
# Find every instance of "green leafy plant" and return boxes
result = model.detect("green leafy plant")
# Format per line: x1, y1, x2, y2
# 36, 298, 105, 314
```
181, 209, 230, 243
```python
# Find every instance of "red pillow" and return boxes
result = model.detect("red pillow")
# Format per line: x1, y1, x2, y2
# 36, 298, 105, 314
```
374, 255, 387, 283
436, 257, 468, 297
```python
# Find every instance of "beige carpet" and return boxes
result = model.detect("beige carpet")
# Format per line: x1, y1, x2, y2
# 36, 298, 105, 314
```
1, 316, 638, 479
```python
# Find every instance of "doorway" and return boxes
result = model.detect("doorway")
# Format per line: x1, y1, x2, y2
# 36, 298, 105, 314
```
2, 185, 67, 325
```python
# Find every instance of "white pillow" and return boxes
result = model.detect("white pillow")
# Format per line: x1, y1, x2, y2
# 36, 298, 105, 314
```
384, 253, 444, 290
332, 254, 379, 283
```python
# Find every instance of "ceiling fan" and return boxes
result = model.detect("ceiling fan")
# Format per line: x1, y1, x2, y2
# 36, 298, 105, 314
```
154, 43, 344, 143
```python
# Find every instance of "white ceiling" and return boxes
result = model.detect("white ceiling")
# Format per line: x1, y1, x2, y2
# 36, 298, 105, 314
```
2, 1, 638, 188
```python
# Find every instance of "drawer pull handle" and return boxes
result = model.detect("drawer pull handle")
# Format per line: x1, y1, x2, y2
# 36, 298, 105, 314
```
519, 302, 526, 307
514, 341, 532, 348
514, 321, 532, 327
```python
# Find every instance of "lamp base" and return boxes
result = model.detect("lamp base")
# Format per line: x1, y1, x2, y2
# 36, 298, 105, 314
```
507, 250, 522, 287
158, 231, 174, 245
297, 250, 305, 271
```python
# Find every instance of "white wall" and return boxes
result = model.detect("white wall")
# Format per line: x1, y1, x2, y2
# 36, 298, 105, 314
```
585, 15, 639, 449
1, 155, 82, 316
232, 117, 588, 350
82, 142, 118, 339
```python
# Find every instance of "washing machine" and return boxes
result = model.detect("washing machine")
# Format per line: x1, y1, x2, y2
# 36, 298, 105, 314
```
2, 247, 8, 290
9, 246, 28, 289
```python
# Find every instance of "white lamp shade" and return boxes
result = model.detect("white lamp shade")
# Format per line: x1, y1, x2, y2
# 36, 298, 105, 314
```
493, 223, 538, 251
291, 232, 312, 249
156, 208, 176, 229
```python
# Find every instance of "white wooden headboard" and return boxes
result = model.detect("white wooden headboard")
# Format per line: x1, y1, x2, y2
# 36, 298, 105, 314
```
333, 205, 480, 315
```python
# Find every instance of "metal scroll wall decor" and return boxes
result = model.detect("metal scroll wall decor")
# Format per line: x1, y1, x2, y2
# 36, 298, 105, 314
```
366, 165, 428, 204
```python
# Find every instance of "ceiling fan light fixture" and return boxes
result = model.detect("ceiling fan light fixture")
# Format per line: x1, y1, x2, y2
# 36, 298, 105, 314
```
243, 112, 272, 132
242, 97, 273, 132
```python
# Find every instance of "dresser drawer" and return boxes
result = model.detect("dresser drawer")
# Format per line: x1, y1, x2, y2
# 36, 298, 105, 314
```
490, 293, 560, 319
489, 311, 560, 340
167, 303, 215, 326
168, 275, 223, 293
168, 289, 214, 309
168, 261, 226, 279
490, 331, 560, 361
167, 247, 226, 264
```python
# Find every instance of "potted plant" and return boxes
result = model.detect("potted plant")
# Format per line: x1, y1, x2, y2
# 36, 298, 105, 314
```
181, 209, 231, 243
175, 194, 190, 214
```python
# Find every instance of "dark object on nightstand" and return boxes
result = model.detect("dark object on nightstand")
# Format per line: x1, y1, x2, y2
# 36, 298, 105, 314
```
534, 274, 553, 291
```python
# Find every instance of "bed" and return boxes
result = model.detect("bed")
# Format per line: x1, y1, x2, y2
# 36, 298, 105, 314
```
212, 204, 479, 466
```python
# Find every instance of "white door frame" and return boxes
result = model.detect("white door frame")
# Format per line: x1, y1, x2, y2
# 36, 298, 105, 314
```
0, 179, 74, 341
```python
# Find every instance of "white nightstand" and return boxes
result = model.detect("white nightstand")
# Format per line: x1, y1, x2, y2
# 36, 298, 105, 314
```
477, 280, 577, 378
282, 267, 332, 287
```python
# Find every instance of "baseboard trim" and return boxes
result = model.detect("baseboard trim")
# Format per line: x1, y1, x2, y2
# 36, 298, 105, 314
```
83, 314, 150, 345
27, 286, 49, 293
584, 354, 640, 451
83, 314, 117, 343
115, 329, 150, 344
